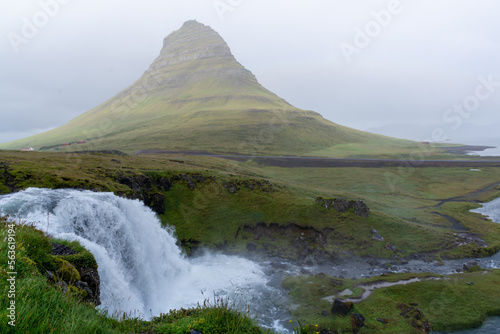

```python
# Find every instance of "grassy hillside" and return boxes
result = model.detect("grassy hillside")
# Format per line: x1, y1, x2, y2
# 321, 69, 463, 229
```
1, 150, 500, 261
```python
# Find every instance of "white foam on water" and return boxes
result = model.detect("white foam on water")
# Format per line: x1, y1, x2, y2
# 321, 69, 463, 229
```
0, 188, 284, 330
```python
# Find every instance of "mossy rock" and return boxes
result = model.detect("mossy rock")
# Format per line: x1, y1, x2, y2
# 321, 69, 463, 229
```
54, 257, 81, 283
68, 285, 89, 301
465, 265, 483, 273
51, 239, 98, 269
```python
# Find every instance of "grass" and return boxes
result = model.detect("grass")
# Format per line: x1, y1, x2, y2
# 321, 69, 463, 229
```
0, 217, 271, 333
2, 150, 500, 261
282, 270, 500, 333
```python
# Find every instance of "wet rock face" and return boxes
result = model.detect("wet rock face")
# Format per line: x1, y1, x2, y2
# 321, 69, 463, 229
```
116, 174, 175, 214
78, 267, 101, 305
316, 197, 370, 218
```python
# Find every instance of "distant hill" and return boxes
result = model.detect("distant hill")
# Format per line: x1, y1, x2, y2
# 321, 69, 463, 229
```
0, 20, 408, 155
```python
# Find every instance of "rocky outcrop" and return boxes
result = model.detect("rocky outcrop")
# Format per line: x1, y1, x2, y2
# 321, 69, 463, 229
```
115, 172, 275, 215
397, 303, 432, 333
331, 298, 353, 315
238, 222, 337, 265
463, 260, 482, 272
316, 197, 370, 217
50, 242, 101, 305
0, 162, 19, 192
350, 313, 365, 334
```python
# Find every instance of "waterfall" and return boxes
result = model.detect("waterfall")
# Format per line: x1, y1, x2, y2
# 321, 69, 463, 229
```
0, 188, 273, 321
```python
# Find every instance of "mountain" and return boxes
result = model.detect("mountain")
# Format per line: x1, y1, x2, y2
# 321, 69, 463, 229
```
0, 20, 405, 155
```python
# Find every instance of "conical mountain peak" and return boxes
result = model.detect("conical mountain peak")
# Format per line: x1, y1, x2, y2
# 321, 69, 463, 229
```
0, 21, 389, 155
141, 20, 257, 92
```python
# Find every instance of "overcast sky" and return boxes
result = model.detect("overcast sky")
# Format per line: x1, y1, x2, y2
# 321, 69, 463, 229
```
1, 0, 499, 146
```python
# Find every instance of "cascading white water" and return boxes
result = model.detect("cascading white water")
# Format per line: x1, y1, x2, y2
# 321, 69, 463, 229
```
0, 188, 279, 324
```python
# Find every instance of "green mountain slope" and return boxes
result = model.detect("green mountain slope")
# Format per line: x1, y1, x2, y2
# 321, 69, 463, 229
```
0, 20, 408, 155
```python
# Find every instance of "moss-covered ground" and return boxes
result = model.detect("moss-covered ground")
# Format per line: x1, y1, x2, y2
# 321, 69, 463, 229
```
283, 270, 500, 333
1, 150, 500, 261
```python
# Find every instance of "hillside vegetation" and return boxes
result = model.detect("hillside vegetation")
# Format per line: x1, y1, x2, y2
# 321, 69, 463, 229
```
1, 150, 500, 262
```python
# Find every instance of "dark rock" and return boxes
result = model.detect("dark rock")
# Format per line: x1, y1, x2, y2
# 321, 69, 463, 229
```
467, 281, 474, 285
397, 303, 432, 333
192, 174, 206, 183
377, 318, 388, 324
350, 313, 365, 334
353, 200, 370, 217
370, 228, 379, 234
333, 199, 350, 212
190, 330, 204, 334
224, 183, 238, 193
320, 330, 335, 334
144, 192, 166, 215
331, 298, 353, 315
56, 280, 69, 294
246, 242, 257, 252
110, 159, 121, 163
51, 243, 79, 256
78, 267, 101, 306
318, 197, 370, 217
182, 175, 196, 190
463, 260, 481, 272
385, 243, 398, 252
155, 177, 172, 191
329, 278, 344, 287
300, 268, 312, 275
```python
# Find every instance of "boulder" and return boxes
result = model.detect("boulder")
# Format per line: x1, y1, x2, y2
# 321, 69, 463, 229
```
350, 313, 365, 334
331, 298, 353, 315
463, 260, 482, 272
353, 200, 370, 217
